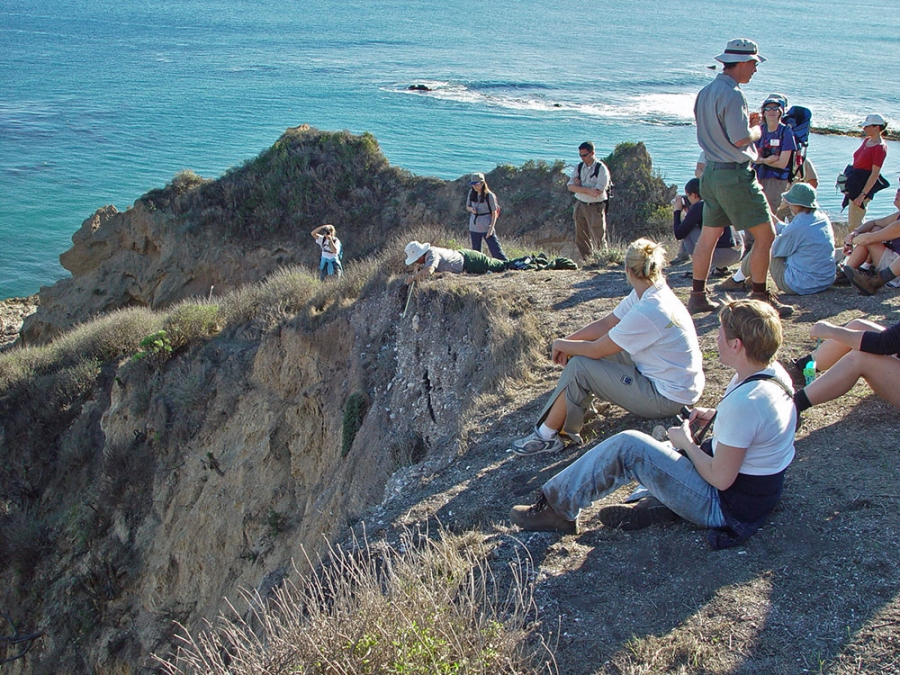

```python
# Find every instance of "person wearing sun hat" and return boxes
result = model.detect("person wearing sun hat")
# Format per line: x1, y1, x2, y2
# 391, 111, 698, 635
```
719, 182, 835, 295
754, 93, 797, 211
403, 239, 506, 284
843, 113, 889, 231
690, 38, 793, 318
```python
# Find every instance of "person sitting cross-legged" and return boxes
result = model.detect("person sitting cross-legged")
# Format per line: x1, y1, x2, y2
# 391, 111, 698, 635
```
510, 299, 797, 549
840, 185, 900, 296
718, 183, 835, 296
793, 318, 900, 413
509, 238, 704, 456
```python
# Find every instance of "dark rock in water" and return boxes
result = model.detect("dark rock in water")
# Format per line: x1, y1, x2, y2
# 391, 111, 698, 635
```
408, 84, 431, 91
707, 64, 717, 70
553, 103, 562, 108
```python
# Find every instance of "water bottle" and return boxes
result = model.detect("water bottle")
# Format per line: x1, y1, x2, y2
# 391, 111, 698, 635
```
803, 359, 816, 386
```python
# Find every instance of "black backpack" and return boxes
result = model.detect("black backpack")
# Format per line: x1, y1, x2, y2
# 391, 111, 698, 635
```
576, 160, 614, 205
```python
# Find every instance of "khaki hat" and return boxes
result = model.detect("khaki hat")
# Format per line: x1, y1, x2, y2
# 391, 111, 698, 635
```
405, 240, 431, 265
715, 38, 766, 64
468, 172, 485, 185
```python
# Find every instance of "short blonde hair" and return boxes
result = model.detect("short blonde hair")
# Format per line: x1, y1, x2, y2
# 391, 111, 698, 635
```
624, 238, 667, 282
718, 299, 782, 365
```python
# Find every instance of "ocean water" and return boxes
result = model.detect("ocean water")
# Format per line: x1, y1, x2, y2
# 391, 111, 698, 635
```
2, 0, 899, 298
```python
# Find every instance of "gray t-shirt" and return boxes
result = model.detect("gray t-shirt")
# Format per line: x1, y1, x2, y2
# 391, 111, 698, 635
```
424, 246, 465, 273
694, 73, 758, 165
466, 192, 498, 234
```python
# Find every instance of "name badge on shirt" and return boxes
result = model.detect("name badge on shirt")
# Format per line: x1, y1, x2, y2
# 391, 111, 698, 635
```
769, 139, 780, 147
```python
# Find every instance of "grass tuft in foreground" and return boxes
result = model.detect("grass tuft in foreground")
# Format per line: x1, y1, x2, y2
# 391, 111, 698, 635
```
156, 528, 557, 675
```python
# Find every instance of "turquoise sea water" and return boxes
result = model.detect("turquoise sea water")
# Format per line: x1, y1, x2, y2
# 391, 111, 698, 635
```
2, 0, 899, 298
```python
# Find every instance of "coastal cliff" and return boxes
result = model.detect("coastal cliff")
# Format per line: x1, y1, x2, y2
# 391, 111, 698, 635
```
1, 128, 678, 672
19, 127, 670, 345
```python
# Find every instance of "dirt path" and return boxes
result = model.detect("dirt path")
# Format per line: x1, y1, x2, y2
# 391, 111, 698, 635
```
358, 262, 900, 674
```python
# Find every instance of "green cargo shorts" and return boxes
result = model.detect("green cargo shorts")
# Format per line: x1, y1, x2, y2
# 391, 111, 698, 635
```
700, 163, 772, 231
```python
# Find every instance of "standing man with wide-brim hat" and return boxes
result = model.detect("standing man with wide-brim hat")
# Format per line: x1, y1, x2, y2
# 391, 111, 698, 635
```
691, 38, 793, 318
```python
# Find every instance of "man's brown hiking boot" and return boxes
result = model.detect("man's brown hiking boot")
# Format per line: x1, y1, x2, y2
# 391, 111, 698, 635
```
844, 265, 885, 296
749, 289, 794, 318
687, 291, 720, 315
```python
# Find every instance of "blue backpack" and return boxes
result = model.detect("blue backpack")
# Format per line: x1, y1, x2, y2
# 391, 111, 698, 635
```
782, 106, 812, 182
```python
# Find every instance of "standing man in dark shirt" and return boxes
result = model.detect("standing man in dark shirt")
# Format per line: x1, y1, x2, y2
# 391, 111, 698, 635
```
568, 141, 611, 261
692, 38, 793, 318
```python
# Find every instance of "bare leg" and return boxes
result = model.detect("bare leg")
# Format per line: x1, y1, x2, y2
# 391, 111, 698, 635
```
746, 221, 775, 284
845, 245, 871, 268
691, 226, 724, 286
805, 350, 900, 409
542, 394, 567, 432
813, 319, 884, 370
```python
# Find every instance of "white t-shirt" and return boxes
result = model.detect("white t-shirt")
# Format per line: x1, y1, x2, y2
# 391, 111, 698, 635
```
713, 364, 796, 475
607, 280, 704, 404
316, 234, 342, 261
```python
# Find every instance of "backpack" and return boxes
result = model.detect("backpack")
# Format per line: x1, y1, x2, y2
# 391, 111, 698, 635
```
782, 105, 812, 183
576, 161, 614, 206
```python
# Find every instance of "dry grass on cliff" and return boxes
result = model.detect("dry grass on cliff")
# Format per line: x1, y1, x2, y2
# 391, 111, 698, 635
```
157, 528, 556, 675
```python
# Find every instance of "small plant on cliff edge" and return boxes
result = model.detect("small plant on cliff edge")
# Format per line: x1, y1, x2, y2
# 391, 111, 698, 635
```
132, 330, 173, 367
341, 391, 369, 458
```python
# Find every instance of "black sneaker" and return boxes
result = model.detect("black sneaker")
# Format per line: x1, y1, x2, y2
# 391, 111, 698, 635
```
598, 496, 679, 531
509, 493, 577, 534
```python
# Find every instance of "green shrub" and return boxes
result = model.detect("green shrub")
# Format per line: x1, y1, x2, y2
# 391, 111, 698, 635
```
132, 330, 173, 366
163, 302, 223, 351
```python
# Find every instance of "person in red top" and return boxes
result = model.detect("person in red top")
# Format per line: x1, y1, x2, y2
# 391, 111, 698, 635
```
846, 114, 888, 230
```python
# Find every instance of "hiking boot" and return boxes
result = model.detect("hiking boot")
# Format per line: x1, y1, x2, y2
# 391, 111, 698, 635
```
510, 427, 564, 456
509, 493, 577, 534
844, 265, 885, 296
687, 291, 720, 315
749, 289, 794, 318
598, 495, 679, 531
716, 276, 749, 293
832, 266, 851, 286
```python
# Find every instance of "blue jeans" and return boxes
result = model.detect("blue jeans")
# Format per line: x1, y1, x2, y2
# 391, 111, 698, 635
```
469, 231, 508, 261
319, 258, 343, 281
541, 430, 726, 528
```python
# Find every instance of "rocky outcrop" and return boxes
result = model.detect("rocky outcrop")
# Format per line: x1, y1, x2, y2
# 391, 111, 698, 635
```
20, 128, 670, 345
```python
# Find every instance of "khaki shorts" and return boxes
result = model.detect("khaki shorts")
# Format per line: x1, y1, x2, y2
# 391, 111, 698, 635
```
701, 164, 772, 231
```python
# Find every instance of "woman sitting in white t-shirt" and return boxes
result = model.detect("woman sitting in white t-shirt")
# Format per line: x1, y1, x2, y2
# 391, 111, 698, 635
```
511, 238, 705, 456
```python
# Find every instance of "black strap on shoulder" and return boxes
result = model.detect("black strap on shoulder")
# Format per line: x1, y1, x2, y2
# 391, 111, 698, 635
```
695, 372, 798, 442
577, 161, 602, 179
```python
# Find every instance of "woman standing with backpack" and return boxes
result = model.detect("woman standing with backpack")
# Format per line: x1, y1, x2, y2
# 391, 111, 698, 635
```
844, 114, 889, 231
465, 172, 508, 261
754, 94, 797, 211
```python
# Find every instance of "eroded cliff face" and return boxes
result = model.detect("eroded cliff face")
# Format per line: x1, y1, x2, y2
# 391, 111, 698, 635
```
0, 276, 536, 673
21, 203, 302, 345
